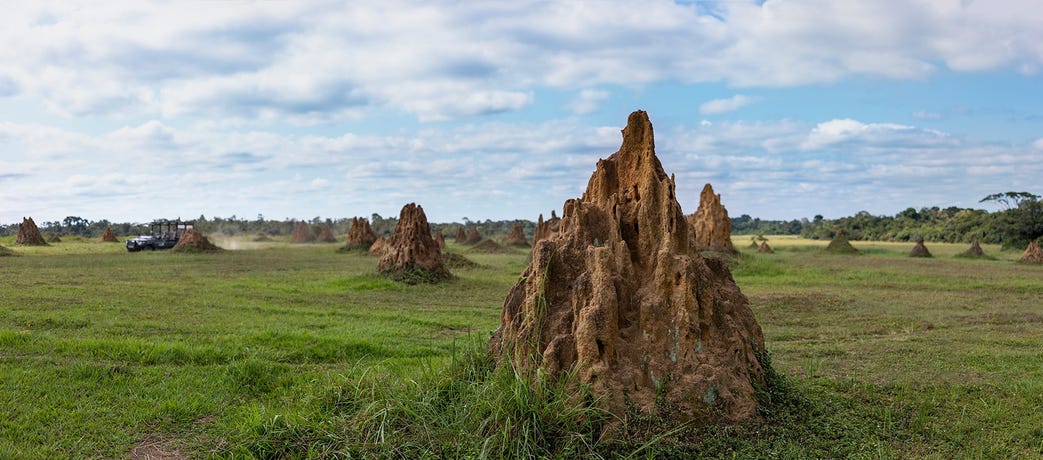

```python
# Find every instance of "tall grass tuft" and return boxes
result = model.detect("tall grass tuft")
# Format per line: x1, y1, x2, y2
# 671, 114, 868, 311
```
234, 338, 610, 458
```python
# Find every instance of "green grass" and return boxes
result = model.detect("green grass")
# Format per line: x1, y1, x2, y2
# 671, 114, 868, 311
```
1, 237, 1041, 457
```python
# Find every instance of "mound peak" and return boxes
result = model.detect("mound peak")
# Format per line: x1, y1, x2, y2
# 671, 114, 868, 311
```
533, 211, 561, 244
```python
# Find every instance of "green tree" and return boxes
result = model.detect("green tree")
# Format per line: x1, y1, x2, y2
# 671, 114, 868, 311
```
981, 192, 1043, 249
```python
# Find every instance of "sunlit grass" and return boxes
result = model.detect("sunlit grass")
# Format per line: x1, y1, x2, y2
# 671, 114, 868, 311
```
1, 236, 1041, 457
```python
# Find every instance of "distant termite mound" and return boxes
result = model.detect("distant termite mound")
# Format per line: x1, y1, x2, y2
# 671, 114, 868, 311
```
958, 240, 986, 258
345, 217, 377, 249
434, 230, 446, 250
16, 217, 48, 246
253, 234, 273, 242
504, 223, 529, 247
368, 236, 388, 256
377, 203, 451, 283
316, 224, 337, 243
490, 110, 767, 424
688, 183, 737, 254
533, 211, 560, 243
101, 227, 119, 242
1020, 240, 1043, 264
468, 238, 508, 254
171, 228, 222, 253
464, 227, 482, 244
824, 228, 859, 254
47, 235, 62, 243
290, 221, 316, 243
909, 236, 932, 258
454, 227, 467, 244
442, 252, 478, 269
758, 241, 774, 253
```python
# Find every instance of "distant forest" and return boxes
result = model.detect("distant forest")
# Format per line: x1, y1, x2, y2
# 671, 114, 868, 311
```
735, 191, 1042, 249
3, 192, 1040, 250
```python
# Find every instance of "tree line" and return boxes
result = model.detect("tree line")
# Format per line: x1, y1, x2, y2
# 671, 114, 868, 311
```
734, 192, 1042, 249
4, 192, 1039, 249
0, 213, 536, 242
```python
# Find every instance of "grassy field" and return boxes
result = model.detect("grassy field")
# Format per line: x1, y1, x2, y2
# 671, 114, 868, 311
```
0, 235, 1040, 458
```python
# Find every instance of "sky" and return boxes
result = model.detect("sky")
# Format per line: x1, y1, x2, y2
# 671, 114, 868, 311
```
1, 0, 1041, 225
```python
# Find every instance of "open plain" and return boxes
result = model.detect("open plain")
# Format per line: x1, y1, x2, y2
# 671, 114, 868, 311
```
1, 236, 1041, 458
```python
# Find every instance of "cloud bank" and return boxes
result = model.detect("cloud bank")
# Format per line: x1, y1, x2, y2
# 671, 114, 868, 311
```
1, 0, 1041, 121
0, 1, 1040, 223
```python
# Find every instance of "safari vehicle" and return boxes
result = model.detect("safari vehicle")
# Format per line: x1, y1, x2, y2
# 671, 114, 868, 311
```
126, 220, 194, 252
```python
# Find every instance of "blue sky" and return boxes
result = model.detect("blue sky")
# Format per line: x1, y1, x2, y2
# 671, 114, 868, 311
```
1, 0, 1041, 224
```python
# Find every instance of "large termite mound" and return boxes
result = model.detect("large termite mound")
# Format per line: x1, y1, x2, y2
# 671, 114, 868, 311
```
824, 228, 859, 254
377, 203, 451, 283
16, 217, 48, 246
1020, 240, 1043, 264
171, 228, 222, 253
505, 223, 529, 247
687, 183, 736, 254
454, 227, 467, 244
290, 221, 316, 243
316, 224, 337, 243
533, 211, 560, 243
909, 236, 932, 258
101, 227, 119, 242
490, 110, 767, 424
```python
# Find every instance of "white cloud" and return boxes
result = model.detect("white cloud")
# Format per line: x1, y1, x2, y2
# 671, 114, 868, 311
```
1, 1, 1041, 121
912, 110, 942, 120
799, 119, 943, 150
567, 89, 610, 115
698, 95, 757, 115
1033, 138, 1043, 150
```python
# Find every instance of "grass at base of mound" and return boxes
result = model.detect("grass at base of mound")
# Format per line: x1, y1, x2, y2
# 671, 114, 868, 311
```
380, 264, 453, 284
335, 244, 371, 254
